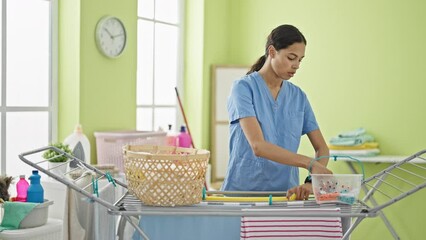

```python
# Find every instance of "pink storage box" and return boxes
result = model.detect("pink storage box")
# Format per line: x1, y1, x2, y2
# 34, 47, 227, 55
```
94, 131, 167, 172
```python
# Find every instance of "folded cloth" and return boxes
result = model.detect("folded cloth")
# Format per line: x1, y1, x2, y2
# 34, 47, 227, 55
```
338, 128, 366, 138
330, 148, 380, 157
329, 142, 379, 150
329, 134, 374, 146
241, 208, 343, 240
0, 201, 39, 231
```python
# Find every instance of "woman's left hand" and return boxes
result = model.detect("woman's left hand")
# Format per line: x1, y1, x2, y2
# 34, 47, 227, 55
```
287, 183, 313, 200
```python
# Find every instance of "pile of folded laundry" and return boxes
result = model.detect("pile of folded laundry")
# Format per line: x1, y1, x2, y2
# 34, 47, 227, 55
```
328, 128, 380, 157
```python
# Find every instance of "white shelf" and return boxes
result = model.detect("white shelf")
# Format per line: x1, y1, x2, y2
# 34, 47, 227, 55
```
342, 155, 425, 164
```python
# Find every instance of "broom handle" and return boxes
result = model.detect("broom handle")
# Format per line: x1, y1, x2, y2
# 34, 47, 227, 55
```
174, 87, 195, 149
175, 87, 209, 191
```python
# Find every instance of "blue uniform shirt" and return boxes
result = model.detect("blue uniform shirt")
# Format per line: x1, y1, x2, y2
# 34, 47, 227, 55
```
221, 72, 319, 191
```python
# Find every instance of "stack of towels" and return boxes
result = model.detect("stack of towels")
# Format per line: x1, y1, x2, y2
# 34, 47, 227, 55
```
328, 128, 380, 157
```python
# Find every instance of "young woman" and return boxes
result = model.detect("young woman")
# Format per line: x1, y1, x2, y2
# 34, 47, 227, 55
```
221, 24, 332, 200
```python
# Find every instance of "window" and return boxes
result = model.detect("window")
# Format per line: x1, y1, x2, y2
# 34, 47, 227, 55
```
136, 0, 183, 133
0, 0, 57, 177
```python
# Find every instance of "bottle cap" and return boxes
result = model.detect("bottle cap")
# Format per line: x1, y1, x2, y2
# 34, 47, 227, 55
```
180, 125, 186, 132
19, 175, 25, 179
74, 124, 83, 133
32, 170, 38, 174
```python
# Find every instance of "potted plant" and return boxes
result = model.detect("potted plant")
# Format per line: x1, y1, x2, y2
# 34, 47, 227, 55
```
43, 142, 73, 176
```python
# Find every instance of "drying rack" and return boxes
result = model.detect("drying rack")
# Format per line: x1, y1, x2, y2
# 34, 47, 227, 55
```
19, 147, 426, 240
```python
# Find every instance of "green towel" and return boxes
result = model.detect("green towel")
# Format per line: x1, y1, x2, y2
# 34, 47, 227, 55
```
0, 201, 39, 231
329, 134, 375, 146
338, 127, 366, 138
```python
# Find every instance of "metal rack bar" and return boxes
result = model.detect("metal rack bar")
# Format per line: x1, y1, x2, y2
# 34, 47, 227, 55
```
19, 147, 426, 240
18, 146, 124, 211
346, 161, 400, 239
362, 149, 426, 213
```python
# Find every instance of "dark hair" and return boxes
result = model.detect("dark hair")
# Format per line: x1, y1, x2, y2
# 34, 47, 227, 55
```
247, 24, 307, 74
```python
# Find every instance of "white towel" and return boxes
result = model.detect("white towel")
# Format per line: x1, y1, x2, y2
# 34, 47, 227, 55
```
241, 208, 343, 240
93, 183, 116, 240
62, 172, 92, 240
62, 172, 116, 240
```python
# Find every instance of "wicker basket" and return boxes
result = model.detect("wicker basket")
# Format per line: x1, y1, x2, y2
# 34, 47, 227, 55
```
123, 145, 210, 206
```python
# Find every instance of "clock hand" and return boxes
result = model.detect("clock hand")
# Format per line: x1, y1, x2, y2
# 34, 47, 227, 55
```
112, 33, 124, 38
103, 28, 114, 39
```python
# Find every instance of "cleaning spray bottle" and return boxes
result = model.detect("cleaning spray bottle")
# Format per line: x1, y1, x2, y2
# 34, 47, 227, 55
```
178, 125, 192, 148
166, 124, 178, 146
64, 124, 91, 168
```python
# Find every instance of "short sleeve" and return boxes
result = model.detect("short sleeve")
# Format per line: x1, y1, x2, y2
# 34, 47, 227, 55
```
301, 96, 319, 135
227, 79, 256, 124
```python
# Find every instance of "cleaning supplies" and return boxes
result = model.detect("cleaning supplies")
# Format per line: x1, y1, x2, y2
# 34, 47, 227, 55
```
15, 175, 29, 202
27, 170, 44, 203
178, 125, 192, 148
64, 124, 91, 168
166, 124, 178, 146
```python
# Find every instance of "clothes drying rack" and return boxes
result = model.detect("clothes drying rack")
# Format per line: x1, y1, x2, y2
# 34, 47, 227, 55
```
19, 147, 426, 240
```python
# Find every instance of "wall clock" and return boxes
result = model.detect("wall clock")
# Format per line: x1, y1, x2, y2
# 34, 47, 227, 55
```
95, 16, 127, 58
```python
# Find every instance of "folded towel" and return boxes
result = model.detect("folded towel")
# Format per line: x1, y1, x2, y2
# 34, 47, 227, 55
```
241, 208, 343, 240
330, 148, 380, 157
329, 142, 379, 150
329, 134, 374, 146
0, 201, 39, 231
338, 128, 366, 138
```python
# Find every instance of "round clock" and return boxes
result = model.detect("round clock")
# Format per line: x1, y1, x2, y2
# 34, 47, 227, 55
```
95, 16, 127, 58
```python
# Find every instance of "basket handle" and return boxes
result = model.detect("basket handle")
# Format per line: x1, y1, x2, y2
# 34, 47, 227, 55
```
308, 155, 365, 180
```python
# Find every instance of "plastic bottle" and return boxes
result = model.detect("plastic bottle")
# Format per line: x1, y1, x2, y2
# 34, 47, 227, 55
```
27, 170, 44, 203
16, 175, 30, 202
64, 124, 91, 168
166, 124, 178, 146
178, 125, 192, 148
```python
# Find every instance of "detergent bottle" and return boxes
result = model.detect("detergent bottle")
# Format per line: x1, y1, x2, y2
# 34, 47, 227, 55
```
166, 124, 178, 146
27, 170, 44, 203
64, 124, 91, 168
178, 125, 192, 148
16, 175, 29, 202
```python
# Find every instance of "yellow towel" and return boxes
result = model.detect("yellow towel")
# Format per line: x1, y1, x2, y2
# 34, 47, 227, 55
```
329, 142, 379, 150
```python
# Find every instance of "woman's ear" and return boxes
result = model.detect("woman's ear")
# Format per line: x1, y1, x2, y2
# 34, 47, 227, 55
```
267, 45, 276, 58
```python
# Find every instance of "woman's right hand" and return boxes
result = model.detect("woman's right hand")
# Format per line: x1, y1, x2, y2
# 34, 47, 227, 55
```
310, 161, 333, 174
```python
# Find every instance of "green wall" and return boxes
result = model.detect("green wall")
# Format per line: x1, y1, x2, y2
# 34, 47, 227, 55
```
198, 0, 426, 155
193, 0, 426, 239
184, 0, 205, 150
59, 0, 137, 162
58, 0, 426, 239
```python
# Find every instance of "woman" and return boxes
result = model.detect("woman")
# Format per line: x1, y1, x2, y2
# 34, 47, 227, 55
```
221, 24, 332, 200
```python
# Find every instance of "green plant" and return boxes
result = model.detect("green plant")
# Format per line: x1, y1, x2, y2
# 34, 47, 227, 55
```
43, 142, 73, 162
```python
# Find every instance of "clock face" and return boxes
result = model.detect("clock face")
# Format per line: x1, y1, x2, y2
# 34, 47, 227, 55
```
95, 16, 127, 58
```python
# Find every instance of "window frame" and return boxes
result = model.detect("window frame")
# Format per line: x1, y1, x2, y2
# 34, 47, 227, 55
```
136, 0, 184, 132
0, 0, 58, 175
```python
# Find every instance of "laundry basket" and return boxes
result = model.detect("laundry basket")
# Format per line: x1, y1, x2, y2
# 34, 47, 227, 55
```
95, 131, 167, 172
123, 145, 210, 206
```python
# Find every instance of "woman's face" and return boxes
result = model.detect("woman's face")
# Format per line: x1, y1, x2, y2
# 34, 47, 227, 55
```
270, 42, 305, 80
